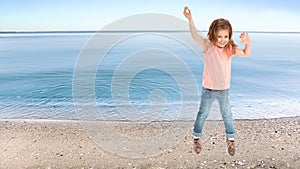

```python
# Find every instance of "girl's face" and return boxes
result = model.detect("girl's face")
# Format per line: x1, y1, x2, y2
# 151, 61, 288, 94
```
215, 29, 230, 48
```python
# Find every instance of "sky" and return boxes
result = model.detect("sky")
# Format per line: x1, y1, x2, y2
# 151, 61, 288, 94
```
1, 0, 300, 32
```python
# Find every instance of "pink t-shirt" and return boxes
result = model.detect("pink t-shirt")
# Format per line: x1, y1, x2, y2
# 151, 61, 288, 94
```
202, 43, 234, 90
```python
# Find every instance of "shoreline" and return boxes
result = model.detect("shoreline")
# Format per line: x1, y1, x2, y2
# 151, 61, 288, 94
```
1, 115, 299, 122
1, 117, 299, 168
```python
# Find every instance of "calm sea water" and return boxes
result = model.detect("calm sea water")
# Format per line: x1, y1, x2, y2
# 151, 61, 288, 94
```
0, 31, 300, 120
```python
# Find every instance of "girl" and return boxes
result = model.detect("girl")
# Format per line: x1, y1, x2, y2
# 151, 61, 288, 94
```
183, 6, 252, 156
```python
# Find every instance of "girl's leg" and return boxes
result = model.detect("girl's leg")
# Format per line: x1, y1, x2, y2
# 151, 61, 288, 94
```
217, 89, 236, 139
193, 88, 214, 138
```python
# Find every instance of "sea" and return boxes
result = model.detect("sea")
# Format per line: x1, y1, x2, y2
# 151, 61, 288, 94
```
0, 31, 300, 121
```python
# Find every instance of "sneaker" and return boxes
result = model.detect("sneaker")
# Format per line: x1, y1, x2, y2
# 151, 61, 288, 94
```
193, 139, 202, 154
227, 140, 235, 156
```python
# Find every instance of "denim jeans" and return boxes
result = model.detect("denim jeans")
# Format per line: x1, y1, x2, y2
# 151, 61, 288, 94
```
193, 87, 236, 139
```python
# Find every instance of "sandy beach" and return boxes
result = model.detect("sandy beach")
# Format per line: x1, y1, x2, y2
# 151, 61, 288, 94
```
0, 117, 299, 169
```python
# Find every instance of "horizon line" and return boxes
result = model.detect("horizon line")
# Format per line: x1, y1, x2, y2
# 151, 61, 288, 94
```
1, 30, 300, 34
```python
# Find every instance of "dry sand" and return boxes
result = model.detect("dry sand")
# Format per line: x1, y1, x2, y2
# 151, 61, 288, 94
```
0, 117, 299, 169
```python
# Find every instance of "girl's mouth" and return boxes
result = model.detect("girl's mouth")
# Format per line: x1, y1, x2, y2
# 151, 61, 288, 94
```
218, 42, 227, 47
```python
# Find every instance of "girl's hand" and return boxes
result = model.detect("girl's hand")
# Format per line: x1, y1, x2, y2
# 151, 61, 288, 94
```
240, 32, 251, 44
183, 6, 192, 20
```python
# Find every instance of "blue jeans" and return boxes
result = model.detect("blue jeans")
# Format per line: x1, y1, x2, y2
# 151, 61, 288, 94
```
193, 88, 236, 139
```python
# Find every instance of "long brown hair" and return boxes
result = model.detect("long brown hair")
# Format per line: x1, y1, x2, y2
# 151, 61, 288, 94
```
207, 18, 237, 55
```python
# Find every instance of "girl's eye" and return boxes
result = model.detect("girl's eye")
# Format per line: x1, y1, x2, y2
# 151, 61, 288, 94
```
225, 36, 229, 38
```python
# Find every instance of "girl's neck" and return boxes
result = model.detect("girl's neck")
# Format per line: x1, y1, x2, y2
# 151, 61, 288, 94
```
214, 44, 224, 50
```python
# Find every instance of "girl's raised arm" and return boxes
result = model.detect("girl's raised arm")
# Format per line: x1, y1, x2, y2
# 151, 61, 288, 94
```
234, 32, 252, 57
183, 7, 207, 50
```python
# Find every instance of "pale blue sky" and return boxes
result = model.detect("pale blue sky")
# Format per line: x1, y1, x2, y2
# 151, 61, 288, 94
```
1, 0, 300, 31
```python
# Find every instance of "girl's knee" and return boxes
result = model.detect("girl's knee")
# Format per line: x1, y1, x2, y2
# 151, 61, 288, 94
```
221, 111, 232, 119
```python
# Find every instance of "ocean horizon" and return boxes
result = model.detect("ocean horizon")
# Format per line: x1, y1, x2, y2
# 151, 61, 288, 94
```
1, 30, 300, 34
